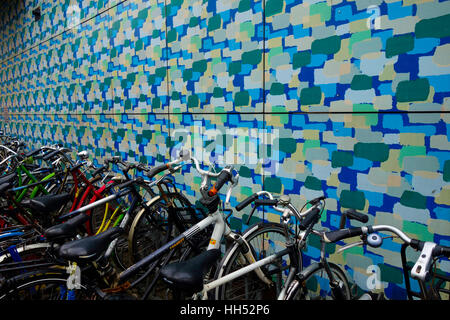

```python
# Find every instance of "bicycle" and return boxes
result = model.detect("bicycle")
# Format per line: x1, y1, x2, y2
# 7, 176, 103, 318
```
284, 221, 450, 300
123, 166, 329, 301
114, 153, 243, 299
0, 152, 209, 299
0, 226, 133, 300
0, 153, 140, 273
0, 147, 106, 231
156, 189, 371, 301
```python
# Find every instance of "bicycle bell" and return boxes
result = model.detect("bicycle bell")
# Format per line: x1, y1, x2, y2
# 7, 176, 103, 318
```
367, 233, 383, 248
278, 195, 291, 206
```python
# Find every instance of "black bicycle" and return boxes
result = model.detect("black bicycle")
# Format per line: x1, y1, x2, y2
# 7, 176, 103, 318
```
284, 221, 450, 300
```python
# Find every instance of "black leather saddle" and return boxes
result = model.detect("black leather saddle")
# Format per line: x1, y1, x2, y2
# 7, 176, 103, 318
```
21, 193, 71, 214
44, 213, 90, 243
160, 249, 221, 294
24, 148, 41, 158
0, 182, 12, 195
0, 173, 16, 187
58, 227, 123, 263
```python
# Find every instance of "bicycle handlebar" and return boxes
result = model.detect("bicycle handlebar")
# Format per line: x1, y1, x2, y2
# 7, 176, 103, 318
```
146, 163, 170, 178
41, 149, 59, 161
186, 152, 239, 200
299, 207, 321, 231
236, 193, 259, 211
348, 209, 368, 222
190, 156, 219, 178
24, 148, 42, 158
92, 165, 108, 177
41, 147, 72, 161
323, 224, 450, 282
323, 227, 366, 243
236, 192, 325, 229
208, 167, 233, 196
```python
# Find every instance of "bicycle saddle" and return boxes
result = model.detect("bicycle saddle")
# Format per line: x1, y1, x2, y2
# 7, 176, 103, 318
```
160, 249, 221, 294
58, 227, 123, 263
0, 173, 16, 186
0, 182, 12, 195
21, 192, 71, 214
44, 213, 90, 243
24, 148, 41, 158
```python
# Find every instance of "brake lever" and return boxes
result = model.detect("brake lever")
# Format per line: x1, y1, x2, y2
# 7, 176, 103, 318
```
337, 240, 365, 253
170, 164, 183, 173
224, 173, 239, 206
337, 234, 394, 253
245, 205, 258, 225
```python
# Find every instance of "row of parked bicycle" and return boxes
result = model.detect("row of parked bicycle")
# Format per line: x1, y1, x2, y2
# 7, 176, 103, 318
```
0, 133, 448, 300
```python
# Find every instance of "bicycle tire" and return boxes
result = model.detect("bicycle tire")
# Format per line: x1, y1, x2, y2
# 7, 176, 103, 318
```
109, 179, 157, 270
128, 192, 194, 265
214, 222, 296, 300
285, 262, 351, 300
430, 276, 450, 300
0, 268, 98, 300
0, 242, 51, 264
0, 242, 53, 279
128, 193, 211, 300
88, 181, 124, 235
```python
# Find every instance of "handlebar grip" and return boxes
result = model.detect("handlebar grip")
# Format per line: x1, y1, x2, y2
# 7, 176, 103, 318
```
208, 168, 232, 196
323, 227, 363, 243
115, 176, 144, 190
434, 245, 450, 258
42, 149, 60, 161
136, 163, 148, 172
345, 209, 369, 223
111, 156, 121, 163
92, 165, 107, 177
309, 196, 325, 205
254, 199, 278, 207
235, 193, 258, 211
147, 164, 169, 179
69, 162, 84, 172
24, 148, 41, 158
299, 208, 321, 231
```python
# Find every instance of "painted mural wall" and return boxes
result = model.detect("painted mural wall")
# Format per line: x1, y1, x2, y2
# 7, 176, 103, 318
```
0, 0, 449, 299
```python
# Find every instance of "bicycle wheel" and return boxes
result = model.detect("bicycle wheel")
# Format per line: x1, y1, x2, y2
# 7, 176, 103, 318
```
287, 263, 351, 300
128, 192, 194, 265
110, 180, 157, 270
0, 269, 98, 300
0, 243, 51, 278
215, 222, 295, 300
429, 275, 450, 300
128, 194, 211, 300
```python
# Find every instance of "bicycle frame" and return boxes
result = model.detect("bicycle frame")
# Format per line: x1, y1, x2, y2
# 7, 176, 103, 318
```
202, 246, 293, 300
202, 203, 318, 300
61, 161, 122, 235
119, 207, 229, 290
16, 164, 56, 202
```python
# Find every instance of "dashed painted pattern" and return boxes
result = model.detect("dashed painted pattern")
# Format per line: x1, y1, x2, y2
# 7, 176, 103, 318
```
0, 0, 449, 299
